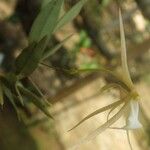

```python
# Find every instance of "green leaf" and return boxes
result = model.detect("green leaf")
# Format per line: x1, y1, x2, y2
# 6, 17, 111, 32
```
42, 0, 52, 8
18, 86, 53, 119
27, 77, 50, 106
2, 83, 20, 119
15, 37, 47, 77
29, 0, 64, 43
55, 0, 87, 31
15, 43, 36, 75
5, 73, 18, 86
42, 34, 73, 60
15, 83, 24, 105
0, 81, 4, 105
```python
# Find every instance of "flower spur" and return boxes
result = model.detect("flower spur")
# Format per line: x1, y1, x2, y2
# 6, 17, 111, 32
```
69, 9, 143, 149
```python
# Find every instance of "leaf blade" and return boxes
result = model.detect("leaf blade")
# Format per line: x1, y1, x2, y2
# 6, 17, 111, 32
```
29, 0, 64, 43
55, 0, 87, 31
15, 37, 47, 77
42, 34, 73, 60
18, 86, 53, 119
2, 83, 20, 119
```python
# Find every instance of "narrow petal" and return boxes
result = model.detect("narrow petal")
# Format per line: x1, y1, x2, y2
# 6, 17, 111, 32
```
100, 83, 128, 94
107, 104, 119, 121
70, 102, 129, 150
68, 100, 124, 131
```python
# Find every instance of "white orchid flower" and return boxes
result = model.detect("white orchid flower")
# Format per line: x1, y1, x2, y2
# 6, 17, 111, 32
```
69, 9, 143, 149
118, 9, 142, 130
124, 100, 142, 130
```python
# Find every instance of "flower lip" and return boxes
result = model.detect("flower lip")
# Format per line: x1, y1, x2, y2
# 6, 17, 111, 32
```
123, 100, 142, 130
123, 120, 142, 130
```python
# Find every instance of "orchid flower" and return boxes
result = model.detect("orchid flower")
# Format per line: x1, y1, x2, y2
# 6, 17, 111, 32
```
110, 9, 142, 131
124, 100, 142, 130
69, 9, 142, 149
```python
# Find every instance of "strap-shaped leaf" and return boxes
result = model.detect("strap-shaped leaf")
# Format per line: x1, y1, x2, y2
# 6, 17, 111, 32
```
18, 86, 53, 119
29, 0, 64, 43
0, 80, 4, 105
27, 77, 50, 106
2, 83, 20, 119
55, 0, 87, 31
68, 100, 124, 131
42, 0, 52, 8
15, 37, 47, 77
15, 43, 36, 75
15, 83, 24, 105
27, 77, 44, 97
42, 34, 73, 60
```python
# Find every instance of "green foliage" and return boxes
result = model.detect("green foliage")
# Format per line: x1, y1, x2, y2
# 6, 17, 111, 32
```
79, 30, 91, 48
55, 0, 87, 31
29, 0, 64, 43
42, 34, 73, 60
0, 0, 87, 119
15, 37, 47, 77
2, 82, 20, 119
18, 86, 53, 119
42, 0, 52, 8
0, 74, 52, 119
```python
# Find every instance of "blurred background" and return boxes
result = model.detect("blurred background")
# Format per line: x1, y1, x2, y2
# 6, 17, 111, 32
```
0, 0, 150, 149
